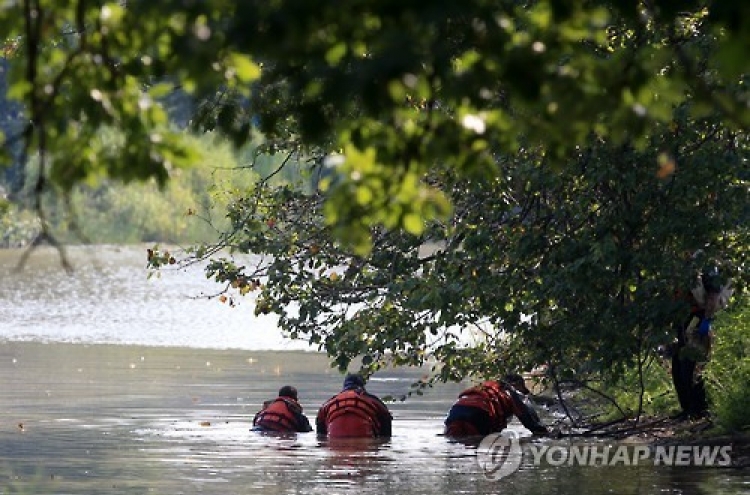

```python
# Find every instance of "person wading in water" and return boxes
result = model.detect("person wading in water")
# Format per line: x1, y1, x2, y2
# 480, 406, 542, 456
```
252, 385, 313, 433
444, 373, 548, 437
316, 374, 392, 438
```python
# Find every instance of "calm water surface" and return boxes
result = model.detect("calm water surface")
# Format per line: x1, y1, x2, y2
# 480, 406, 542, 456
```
0, 246, 747, 494
0, 245, 306, 350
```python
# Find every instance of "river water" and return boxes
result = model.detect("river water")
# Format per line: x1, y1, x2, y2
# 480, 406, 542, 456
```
0, 246, 747, 494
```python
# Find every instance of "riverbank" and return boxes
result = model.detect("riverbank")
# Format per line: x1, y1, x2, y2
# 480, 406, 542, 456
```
545, 413, 750, 469
530, 374, 750, 469
634, 417, 750, 469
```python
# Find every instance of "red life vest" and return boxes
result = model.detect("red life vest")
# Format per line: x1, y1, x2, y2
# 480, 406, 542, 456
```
453, 381, 517, 432
253, 397, 303, 432
318, 389, 389, 438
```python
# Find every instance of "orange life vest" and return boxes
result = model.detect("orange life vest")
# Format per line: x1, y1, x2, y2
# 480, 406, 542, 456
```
453, 381, 519, 432
253, 397, 304, 432
318, 389, 389, 438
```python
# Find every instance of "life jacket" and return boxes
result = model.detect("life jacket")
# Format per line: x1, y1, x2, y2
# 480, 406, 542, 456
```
446, 381, 541, 435
253, 397, 304, 432
451, 381, 512, 431
318, 389, 388, 438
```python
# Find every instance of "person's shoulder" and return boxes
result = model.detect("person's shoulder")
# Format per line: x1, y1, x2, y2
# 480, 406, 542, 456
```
478, 380, 505, 395
364, 391, 390, 407
281, 397, 304, 410
320, 393, 341, 407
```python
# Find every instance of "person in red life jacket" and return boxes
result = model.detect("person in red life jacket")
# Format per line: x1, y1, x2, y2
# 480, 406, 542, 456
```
670, 263, 733, 419
316, 374, 393, 438
444, 373, 548, 437
252, 385, 313, 433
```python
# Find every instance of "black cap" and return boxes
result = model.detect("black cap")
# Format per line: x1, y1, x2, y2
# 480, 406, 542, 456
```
343, 373, 366, 390
504, 373, 530, 395
278, 385, 298, 400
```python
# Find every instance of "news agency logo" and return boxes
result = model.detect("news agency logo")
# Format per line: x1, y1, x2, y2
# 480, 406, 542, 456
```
477, 435, 733, 481
476, 431, 522, 480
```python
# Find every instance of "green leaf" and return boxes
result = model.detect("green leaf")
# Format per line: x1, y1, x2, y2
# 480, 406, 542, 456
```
228, 52, 261, 83
403, 213, 424, 235
325, 42, 347, 66
7, 80, 30, 100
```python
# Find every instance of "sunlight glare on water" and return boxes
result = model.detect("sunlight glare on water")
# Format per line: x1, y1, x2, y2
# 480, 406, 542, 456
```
0, 245, 308, 350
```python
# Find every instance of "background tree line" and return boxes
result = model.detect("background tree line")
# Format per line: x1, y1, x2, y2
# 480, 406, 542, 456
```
0, 128, 305, 247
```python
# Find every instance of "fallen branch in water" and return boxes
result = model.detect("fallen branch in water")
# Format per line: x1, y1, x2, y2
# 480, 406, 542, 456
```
550, 415, 712, 440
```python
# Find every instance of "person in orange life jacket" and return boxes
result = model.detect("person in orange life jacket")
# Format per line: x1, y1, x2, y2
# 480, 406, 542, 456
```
316, 374, 393, 438
252, 385, 313, 433
444, 373, 548, 437
671, 264, 733, 419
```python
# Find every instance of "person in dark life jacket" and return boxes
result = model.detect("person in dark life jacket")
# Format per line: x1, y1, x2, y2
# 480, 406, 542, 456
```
670, 263, 733, 419
252, 385, 313, 433
444, 373, 548, 437
316, 374, 393, 438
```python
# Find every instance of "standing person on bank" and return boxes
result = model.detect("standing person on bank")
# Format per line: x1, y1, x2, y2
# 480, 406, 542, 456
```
671, 263, 733, 419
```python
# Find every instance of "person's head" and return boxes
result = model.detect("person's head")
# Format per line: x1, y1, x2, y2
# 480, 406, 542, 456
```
343, 373, 366, 391
700, 265, 727, 317
504, 373, 531, 395
701, 266, 723, 294
278, 385, 298, 400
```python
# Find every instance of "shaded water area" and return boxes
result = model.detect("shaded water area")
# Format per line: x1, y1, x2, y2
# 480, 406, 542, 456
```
1, 246, 748, 494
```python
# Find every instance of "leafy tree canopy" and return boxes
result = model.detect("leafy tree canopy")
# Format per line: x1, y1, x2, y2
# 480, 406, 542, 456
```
182, 116, 747, 389
2, 1, 748, 397
1, 0, 748, 250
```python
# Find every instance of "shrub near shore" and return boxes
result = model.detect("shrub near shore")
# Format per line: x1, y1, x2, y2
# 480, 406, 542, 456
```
534, 299, 748, 436
705, 301, 750, 433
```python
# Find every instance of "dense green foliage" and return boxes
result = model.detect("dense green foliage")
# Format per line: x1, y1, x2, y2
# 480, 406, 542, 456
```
550, 296, 750, 425
705, 301, 750, 431
176, 117, 747, 386
64, 133, 255, 244
555, 357, 675, 424
1, 1, 748, 250
1, 1, 748, 414
0, 200, 38, 248
0, 132, 290, 247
